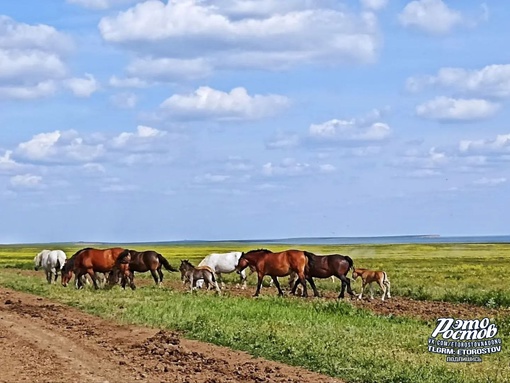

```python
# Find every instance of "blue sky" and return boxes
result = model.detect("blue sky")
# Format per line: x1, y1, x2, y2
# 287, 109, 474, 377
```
1, 0, 509, 243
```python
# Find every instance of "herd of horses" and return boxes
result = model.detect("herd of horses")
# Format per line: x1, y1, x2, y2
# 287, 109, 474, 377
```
33, 247, 392, 301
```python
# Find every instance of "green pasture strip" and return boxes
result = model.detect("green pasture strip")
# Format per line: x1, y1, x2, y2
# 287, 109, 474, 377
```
0, 270, 508, 383
2, 242, 509, 308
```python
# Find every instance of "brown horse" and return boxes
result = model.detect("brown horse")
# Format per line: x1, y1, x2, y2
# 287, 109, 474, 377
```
61, 247, 126, 289
110, 249, 178, 287
235, 249, 311, 297
290, 253, 355, 299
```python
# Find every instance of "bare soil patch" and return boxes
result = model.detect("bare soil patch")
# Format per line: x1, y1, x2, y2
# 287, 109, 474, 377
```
0, 288, 342, 383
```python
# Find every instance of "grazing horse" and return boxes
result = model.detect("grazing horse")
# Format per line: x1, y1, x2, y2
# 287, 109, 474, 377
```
235, 249, 310, 297
179, 260, 220, 293
61, 247, 126, 289
112, 249, 178, 287
195, 251, 247, 289
34, 249, 66, 284
109, 250, 136, 289
290, 253, 355, 299
352, 267, 391, 301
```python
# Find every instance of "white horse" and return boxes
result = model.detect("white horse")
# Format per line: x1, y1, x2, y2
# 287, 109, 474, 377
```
195, 251, 247, 289
34, 249, 67, 284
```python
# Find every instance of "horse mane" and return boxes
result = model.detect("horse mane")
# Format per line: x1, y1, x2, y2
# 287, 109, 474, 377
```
62, 256, 75, 272
70, 247, 93, 258
181, 259, 194, 267
344, 255, 354, 270
244, 248, 272, 256
117, 249, 131, 263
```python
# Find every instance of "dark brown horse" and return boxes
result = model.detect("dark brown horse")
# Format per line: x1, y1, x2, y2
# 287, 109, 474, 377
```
179, 260, 220, 293
61, 247, 126, 289
290, 253, 355, 299
110, 249, 178, 288
235, 249, 311, 297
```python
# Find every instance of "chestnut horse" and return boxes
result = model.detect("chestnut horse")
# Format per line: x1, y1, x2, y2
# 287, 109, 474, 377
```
61, 247, 126, 289
235, 249, 311, 297
290, 253, 355, 299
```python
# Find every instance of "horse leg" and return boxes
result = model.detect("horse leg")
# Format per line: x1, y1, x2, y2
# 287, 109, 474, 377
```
76, 271, 86, 289
150, 269, 159, 285
211, 273, 221, 294
45, 270, 51, 284
217, 273, 225, 289
378, 280, 386, 301
297, 272, 308, 298
290, 278, 301, 296
240, 270, 247, 290
358, 282, 366, 300
337, 275, 354, 299
288, 272, 298, 290
385, 280, 391, 299
254, 273, 264, 297
270, 276, 284, 297
369, 283, 375, 300
190, 275, 195, 292
86, 269, 99, 290
128, 272, 136, 290
307, 277, 320, 298
157, 267, 164, 285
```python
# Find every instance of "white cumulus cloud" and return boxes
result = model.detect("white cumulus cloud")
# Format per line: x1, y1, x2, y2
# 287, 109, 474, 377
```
111, 125, 167, 150
459, 134, 510, 155
99, 0, 380, 75
160, 86, 289, 121
110, 92, 137, 108
16, 130, 105, 163
398, 0, 463, 35
416, 97, 499, 122
309, 120, 390, 142
63, 74, 99, 97
0, 16, 72, 100
262, 158, 311, 177
407, 64, 510, 98
9, 174, 43, 189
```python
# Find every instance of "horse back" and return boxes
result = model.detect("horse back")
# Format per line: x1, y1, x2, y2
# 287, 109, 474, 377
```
195, 265, 215, 274
198, 251, 242, 272
260, 250, 304, 276
76, 247, 125, 272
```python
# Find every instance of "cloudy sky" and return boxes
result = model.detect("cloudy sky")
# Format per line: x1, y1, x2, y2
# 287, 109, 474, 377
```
1, 0, 509, 243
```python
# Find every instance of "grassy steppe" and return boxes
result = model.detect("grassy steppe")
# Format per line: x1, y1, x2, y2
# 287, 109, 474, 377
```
0, 242, 509, 383
3, 242, 509, 307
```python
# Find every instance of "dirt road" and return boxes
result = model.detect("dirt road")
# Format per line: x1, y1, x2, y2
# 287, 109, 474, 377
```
0, 288, 342, 383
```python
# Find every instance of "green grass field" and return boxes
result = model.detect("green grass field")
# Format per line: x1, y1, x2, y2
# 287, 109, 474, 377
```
0, 242, 509, 383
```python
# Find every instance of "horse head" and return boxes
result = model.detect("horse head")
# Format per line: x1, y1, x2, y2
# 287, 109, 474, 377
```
61, 261, 73, 287
33, 255, 40, 271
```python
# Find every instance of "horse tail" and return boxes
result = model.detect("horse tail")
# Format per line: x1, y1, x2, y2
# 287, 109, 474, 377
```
344, 255, 354, 272
56, 258, 61, 271
158, 254, 178, 272
383, 271, 390, 285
